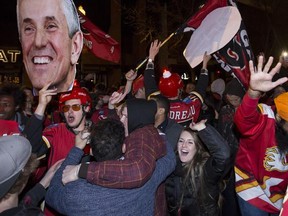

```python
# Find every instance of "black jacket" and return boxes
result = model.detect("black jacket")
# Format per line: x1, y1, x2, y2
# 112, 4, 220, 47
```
165, 125, 231, 216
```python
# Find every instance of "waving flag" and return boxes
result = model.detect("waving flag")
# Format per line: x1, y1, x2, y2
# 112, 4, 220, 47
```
183, 6, 241, 70
213, 21, 254, 88
78, 9, 121, 63
176, 0, 229, 33
181, 0, 254, 89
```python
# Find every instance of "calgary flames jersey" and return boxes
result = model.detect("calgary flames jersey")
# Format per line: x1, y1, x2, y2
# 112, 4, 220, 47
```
169, 92, 202, 127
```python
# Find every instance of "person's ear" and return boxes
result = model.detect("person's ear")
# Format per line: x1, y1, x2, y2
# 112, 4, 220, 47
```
84, 105, 90, 113
71, 31, 83, 65
158, 107, 165, 115
122, 143, 126, 154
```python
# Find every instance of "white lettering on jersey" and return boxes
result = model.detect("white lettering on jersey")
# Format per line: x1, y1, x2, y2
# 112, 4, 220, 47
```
1, 133, 20, 136
169, 106, 195, 121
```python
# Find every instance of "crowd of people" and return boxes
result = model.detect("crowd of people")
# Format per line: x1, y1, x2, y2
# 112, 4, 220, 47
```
0, 0, 288, 216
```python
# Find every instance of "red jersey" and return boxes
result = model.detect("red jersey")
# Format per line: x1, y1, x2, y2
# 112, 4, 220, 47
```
280, 186, 288, 216
91, 106, 109, 124
40, 123, 76, 216
169, 93, 202, 126
234, 94, 288, 213
43, 123, 75, 168
0, 119, 20, 136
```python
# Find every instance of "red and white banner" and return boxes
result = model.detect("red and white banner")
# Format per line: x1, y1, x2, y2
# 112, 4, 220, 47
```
183, 6, 241, 69
180, 0, 254, 89
78, 10, 121, 64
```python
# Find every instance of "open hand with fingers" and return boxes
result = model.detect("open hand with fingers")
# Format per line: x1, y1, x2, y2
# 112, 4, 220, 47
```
74, 128, 91, 150
109, 91, 126, 107
149, 40, 161, 61
34, 82, 58, 116
249, 56, 287, 93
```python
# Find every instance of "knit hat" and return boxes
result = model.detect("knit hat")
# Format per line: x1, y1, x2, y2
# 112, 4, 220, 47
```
0, 135, 31, 199
224, 78, 246, 98
274, 92, 288, 122
126, 98, 157, 134
211, 78, 225, 98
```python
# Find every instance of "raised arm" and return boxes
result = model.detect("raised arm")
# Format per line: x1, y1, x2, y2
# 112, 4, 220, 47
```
144, 40, 162, 98
23, 83, 57, 155
191, 120, 231, 176
247, 56, 287, 98
234, 56, 287, 135
123, 69, 138, 97
195, 52, 211, 99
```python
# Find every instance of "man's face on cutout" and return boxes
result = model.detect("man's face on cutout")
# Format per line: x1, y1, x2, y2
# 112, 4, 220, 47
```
18, 0, 82, 93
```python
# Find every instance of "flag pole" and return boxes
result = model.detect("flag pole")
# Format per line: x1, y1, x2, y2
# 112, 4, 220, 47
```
134, 11, 196, 72
134, 32, 176, 71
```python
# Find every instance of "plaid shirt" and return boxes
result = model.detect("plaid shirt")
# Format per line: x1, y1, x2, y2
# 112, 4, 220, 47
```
86, 124, 166, 188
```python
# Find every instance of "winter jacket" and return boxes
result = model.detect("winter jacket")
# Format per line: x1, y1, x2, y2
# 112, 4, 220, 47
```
165, 125, 231, 215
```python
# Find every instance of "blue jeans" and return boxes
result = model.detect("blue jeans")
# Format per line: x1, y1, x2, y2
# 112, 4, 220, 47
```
237, 195, 279, 216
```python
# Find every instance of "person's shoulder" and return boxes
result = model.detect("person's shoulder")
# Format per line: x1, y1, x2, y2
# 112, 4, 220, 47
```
0, 206, 44, 216
127, 125, 156, 141
44, 122, 67, 133
131, 124, 156, 133
167, 118, 183, 129
46, 122, 65, 128
257, 103, 275, 119
183, 91, 203, 103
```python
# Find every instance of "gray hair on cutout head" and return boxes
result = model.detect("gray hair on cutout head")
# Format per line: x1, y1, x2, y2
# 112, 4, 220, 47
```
16, 0, 81, 39
61, 0, 81, 38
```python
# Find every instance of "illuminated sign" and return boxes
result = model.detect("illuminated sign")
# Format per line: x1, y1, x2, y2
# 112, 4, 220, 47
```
0, 49, 21, 63
0, 73, 21, 84
0, 48, 22, 84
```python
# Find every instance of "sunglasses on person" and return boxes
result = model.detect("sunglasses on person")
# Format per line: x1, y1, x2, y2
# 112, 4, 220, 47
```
61, 104, 82, 113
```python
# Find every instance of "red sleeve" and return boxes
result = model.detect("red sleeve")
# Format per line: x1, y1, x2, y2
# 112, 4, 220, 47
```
234, 93, 266, 136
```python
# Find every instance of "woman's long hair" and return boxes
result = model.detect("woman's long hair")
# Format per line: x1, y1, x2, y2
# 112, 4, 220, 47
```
179, 128, 210, 208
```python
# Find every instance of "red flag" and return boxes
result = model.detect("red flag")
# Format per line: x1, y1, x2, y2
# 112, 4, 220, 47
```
183, 6, 242, 69
180, 0, 254, 89
186, 0, 229, 29
78, 10, 121, 63
176, 0, 229, 33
